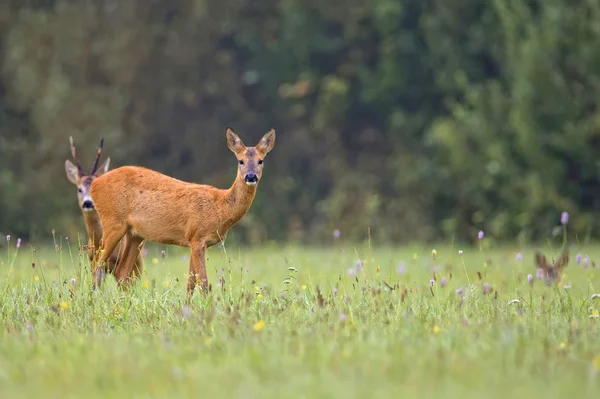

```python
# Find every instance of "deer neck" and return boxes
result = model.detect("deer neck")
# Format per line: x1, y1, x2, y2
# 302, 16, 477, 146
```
224, 176, 258, 224
83, 210, 103, 247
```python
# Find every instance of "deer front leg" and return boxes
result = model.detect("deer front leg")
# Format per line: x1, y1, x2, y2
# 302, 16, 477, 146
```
114, 234, 145, 289
187, 241, 208, 297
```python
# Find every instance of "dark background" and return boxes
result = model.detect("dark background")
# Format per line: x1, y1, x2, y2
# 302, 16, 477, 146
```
1, 0, 599, 246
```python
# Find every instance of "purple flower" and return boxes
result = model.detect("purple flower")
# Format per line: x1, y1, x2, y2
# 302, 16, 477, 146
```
516, 252, 523, 261
26, 323, 33, 331
478, 230, 484, 240
161, 250, 166, 258
576, 254, 581, 264
561, 211, 569, 225
441, 277, 447, 288
333, 288, 338, 296
354, 260, 363, 273
333, 229, 341, 238
482, 283, 489, 294
456, 288, 464, 296
397, 262, 406, 275
143, 249, 148, 257
16, 238, 21, 249
536, 268, 544, 279
347, 268, 356, 276
527, 274, 533, 283
458, 250, 463, 255
181, 305, 191, 318
340, 313, 347, 322
430, 279, 435, 287
6, 235, 10, 241
182, 255, 188, 261
584, 255, 590, 268
70, 278, 76, 285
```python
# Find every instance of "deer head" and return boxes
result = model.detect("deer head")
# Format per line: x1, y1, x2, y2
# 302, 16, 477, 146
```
65, 136, 110, 212
226, 128, 276, 186
534, 250, 569, 284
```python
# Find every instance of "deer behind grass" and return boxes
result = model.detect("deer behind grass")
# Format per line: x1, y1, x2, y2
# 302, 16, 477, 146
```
90, 128, 276, 296
534, 250, 569, 284
65, 137, 144, 280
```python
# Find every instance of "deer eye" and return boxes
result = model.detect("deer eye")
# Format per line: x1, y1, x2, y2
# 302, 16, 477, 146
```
238, 160, 244, 165
78, 188, 82, 193
258, 160, 263, 165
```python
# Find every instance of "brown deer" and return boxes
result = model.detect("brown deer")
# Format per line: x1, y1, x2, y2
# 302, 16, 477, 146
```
65, 137, 144, 281
89, 128, 276, 296
534, 250, 569, 284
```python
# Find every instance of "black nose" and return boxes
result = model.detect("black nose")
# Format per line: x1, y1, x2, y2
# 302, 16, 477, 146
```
82, 200, 94, 209
244, 174, 258, 183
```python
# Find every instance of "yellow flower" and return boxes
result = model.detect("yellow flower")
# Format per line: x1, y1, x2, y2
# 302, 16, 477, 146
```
593, 355, 600, 371
302, 284, 307, 291
483, 262, 488, 268
254, 285, 260, 291
431, 249, 438, 259
593, 310, 599, 318
257, 293, 263, 299
152, 257, 158, 264
412, 253, 418, 260
253, 320, 265, 332
59, 301, 69, 310
562, 273, 568, 280
162, 281, 169, 288
142, 280, 150, 289
33, 275, 39, 282
432, 325, 440, 334
376, 265, 381, 272
559, 342, 566, 350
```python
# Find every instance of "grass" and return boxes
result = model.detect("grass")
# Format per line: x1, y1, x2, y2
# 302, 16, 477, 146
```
1, 235, 600, 398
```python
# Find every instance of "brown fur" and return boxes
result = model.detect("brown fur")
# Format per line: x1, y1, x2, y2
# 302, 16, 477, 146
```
65, 137, 144, 279
534, 250, 569, 284
89, 128, 276, 296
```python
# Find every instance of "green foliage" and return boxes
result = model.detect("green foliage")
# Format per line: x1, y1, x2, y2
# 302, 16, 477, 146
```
1, 0, 599, 244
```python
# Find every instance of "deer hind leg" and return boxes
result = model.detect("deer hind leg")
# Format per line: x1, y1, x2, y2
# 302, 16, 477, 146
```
114, 234, 145, 289
92, 224, 128, 289
187, 242, 208, 298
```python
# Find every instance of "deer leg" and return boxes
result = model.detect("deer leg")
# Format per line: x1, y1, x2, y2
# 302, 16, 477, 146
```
114, 234, 145, 289
187, 242, 208, 298
92, 226, 127, 288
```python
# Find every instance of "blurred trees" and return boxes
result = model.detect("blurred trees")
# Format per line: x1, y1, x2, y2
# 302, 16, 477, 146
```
1, 0, 600, 245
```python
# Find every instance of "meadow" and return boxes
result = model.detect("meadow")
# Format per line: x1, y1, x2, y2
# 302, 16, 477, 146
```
1, 233, 600, 398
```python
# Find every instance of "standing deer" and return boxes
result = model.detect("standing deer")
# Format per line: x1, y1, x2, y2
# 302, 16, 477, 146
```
90, 128, 276, 296
65, 136, 144, 282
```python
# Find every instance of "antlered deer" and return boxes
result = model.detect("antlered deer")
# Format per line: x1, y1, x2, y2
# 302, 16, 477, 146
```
65, 137, 144, 281
90, 128, 276, 295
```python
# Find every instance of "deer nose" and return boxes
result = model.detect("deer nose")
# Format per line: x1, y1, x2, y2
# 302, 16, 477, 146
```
244, 174, 258, 184
82, 200, 94, 209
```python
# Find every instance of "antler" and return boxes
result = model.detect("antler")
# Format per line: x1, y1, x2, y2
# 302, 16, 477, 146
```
90, 137, 105, 175
69, 136, 85, 175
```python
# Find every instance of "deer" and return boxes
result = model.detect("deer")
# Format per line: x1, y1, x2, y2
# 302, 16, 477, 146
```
89, 127, 276, 296
534, 250, 569, 285
65, 136, 144, 282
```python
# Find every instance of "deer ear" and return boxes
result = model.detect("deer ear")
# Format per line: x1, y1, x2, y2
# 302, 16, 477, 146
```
226, 128, 245, 153
535, 251, 547, 271
556, 251, 569, 272
256, 128, 276, 154
94, 157, 110, 177
65, 160, 80, 185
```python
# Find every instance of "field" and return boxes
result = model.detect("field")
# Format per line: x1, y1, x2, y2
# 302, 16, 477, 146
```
1, 236, 600, 398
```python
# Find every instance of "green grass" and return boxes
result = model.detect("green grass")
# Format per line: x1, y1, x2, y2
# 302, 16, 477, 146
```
1, 237, 600, 398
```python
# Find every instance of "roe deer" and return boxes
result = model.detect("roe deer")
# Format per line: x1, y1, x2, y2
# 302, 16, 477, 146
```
534, 250, 569, 284
65, 137, 144, 280
89, 128, 276, 296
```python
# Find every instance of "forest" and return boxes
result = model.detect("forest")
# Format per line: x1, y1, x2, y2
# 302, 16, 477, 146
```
1, 0, 599, 245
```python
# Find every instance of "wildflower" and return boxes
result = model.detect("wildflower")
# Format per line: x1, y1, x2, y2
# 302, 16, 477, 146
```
458, 250, 463, 255
432, 325, 440, 334
16, 238, 21, 248
6, 235, 10, 241
516, 252, 523, 261
59, 301, 69, 310
253, 320, 265, 332
456, 288, 464, 296
591, 310, 599, 318
340, 313, 347, 322
584, 255, 590, 268
182, 255, 188, 261
70, 278, 76, 285
576, 254, 582, 264
161, 250, 166, 258
33, 275, 39, 282
441, 277, 447, 288
478, 230, 484, 240
561, 211, 569, 225
152, 258, 158, 264
536, 268, 544, 279
181, 305, 191, 318
333, 229, 341, 238
254, 285, 260, 291
354, 260, 363, 273
527, 274, 533, 283
26, 323, 33, 331
432, 249, 438, 259
376, 265, 380, 272
333, 288, 338, 296
142, 280, 150, 289
347, 268, 356, 276
143, 249, 148, 257
559, 342, 566, 350
257, 293, 263, 299
397, 262, 406, 274
301, 284, 307, 291
430, 279, 435, 287
482, 283, 489, 295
